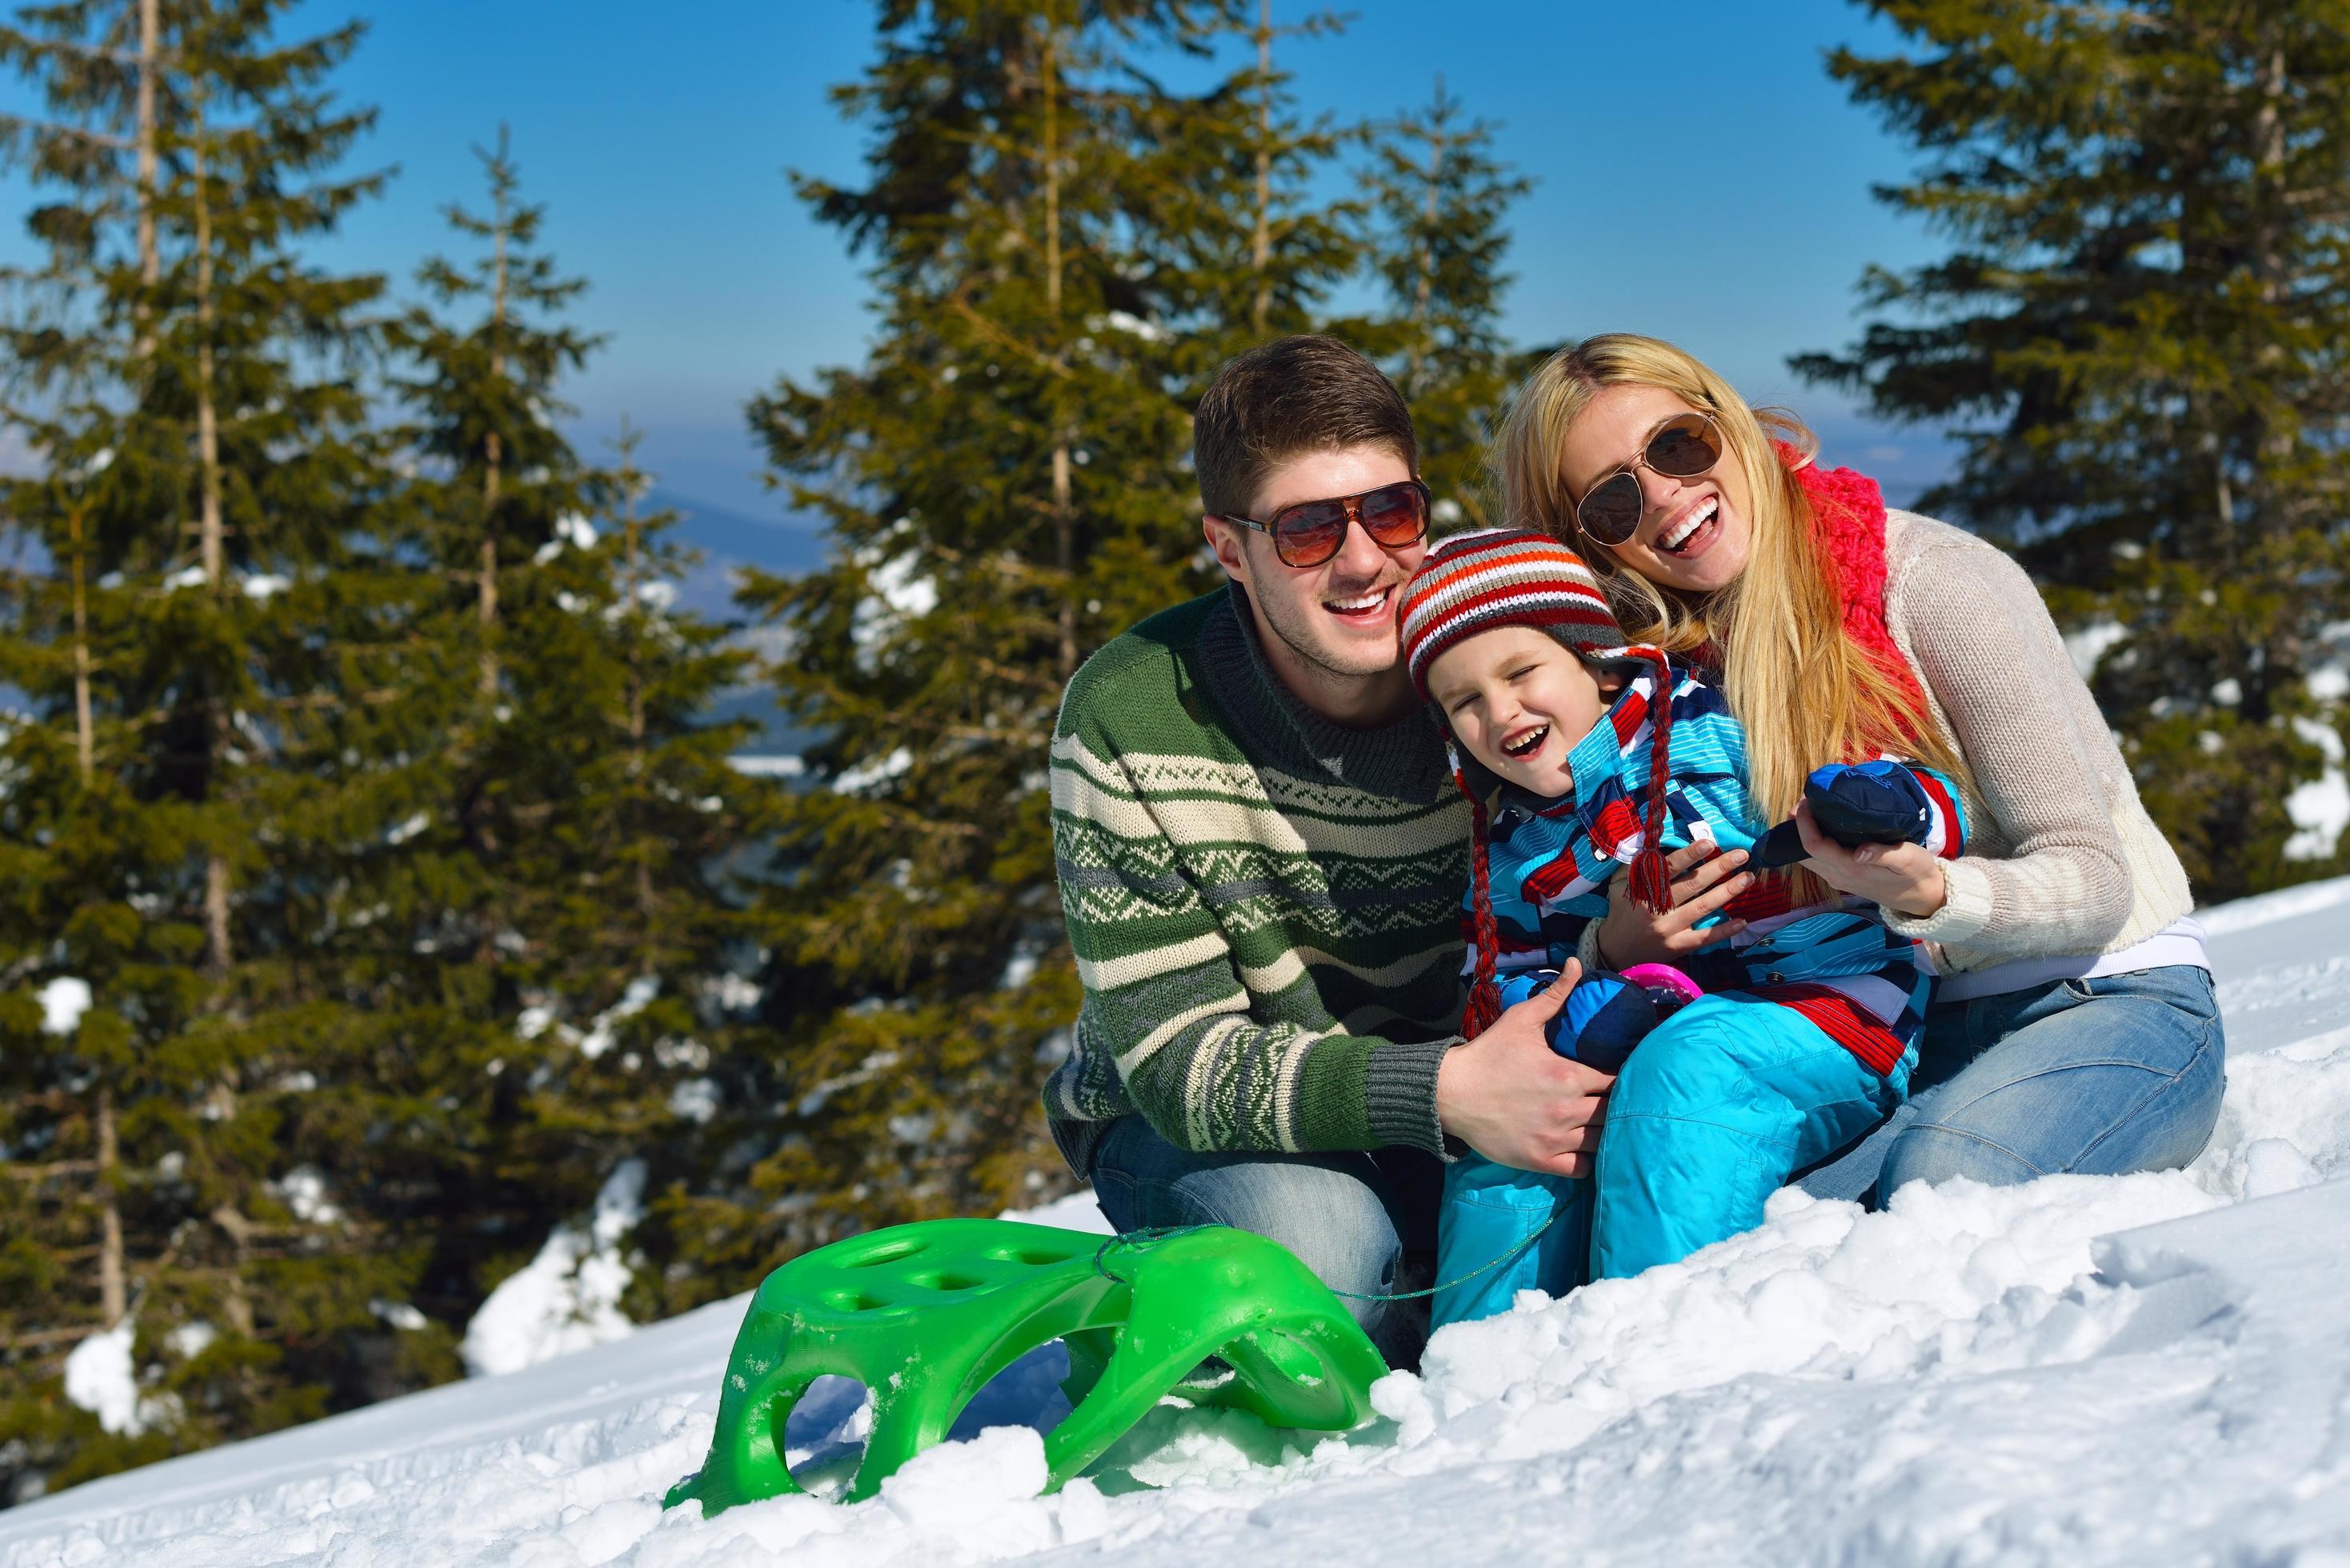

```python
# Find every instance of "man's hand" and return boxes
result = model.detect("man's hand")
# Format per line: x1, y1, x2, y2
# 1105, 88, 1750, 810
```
1436, 960, 1615, 1178
1792, 798, 1948, 919
1592, 840, 1752, 968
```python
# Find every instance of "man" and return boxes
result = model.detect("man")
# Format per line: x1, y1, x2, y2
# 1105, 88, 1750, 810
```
1043, 335, 1612, 1363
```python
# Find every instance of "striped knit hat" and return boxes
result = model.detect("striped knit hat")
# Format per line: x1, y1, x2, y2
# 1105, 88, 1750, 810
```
1400, 530, 1643, 698
1399, 530, 1678, 1036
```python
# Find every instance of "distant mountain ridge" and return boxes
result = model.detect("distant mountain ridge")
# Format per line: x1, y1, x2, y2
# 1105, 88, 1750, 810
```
645, 487, 824, 618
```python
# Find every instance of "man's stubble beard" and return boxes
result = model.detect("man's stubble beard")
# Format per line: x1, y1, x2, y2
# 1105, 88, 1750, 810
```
1253, 574, 1403, 682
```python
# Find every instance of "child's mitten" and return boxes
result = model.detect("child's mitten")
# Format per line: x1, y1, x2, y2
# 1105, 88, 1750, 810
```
1493, 965, 1703, 1074
1755, 759, 1937, 866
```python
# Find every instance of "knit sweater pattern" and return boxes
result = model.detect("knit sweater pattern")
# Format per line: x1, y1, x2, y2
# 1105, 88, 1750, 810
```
1877, 512, 2196, 970
1043, 587, 1471, 1175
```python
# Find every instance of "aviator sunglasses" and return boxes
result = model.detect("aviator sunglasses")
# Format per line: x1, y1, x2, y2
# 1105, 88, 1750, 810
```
1572, 411, 1726, 547
1216, 478, 1432, 569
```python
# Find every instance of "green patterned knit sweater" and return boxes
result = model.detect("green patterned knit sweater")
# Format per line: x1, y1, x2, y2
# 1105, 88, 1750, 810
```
1043, 586, 1471, 1176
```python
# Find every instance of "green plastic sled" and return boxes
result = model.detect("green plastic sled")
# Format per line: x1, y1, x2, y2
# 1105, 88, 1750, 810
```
663, 1218, 1388, 1511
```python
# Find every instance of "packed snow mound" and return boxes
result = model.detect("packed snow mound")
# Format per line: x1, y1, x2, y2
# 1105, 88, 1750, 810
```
4, 878, 2348, 1566
460, 1159, 649, 1378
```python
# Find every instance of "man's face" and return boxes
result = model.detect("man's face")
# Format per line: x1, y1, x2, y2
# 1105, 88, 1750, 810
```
1203, 444, 1425, 684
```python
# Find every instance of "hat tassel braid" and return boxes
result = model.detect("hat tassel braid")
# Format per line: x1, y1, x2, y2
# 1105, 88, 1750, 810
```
1624, 649, 1678, 917
1451, 746, 1504, 1040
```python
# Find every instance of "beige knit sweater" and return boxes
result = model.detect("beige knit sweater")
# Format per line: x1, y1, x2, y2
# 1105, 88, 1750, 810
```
1876, 511, 2194, 974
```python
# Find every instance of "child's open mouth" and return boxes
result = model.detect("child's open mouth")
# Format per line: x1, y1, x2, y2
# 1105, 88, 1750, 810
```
1658, 496, 1719, 558
1502, 724, 1548, 759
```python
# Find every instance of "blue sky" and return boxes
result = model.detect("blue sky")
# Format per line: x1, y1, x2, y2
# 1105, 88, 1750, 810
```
0, 0, 1960, 530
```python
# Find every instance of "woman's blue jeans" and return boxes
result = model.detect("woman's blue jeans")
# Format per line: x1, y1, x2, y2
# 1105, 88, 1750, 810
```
1799, 964, 2226, 1202
1084, 1114, 1443, 1368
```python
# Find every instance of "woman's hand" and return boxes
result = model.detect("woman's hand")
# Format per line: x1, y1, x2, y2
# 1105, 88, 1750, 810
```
1792, 798, 1949, 918
1591, 841, 1753, 969
1436, 961, 1615, 1178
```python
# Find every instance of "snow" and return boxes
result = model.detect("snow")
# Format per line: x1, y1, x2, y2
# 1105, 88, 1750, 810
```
165, 1323, 215, 1362
534, 512, 600, 564
368, 1301, 428, 1333
2062, 618, 2128, 679
850, 544, 937, 673
35, 977, 90, 1037
59, 1322, 138, 1437
668, 1077, 721, 1124
833, 746, 912, 795
2285, 715, 2348, 862
460, 1159, 650, 1379
727, 754, 804, 778
579, 977, 660, 1060
7, 879, 2350, 1566
268, 1166, 341, 1225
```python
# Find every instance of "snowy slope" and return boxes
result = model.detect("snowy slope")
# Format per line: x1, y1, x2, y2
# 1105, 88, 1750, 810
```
5, 879, 2348, 1567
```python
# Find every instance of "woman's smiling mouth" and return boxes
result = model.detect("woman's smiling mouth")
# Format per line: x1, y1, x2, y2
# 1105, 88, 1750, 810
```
1656, 496, 1720, 557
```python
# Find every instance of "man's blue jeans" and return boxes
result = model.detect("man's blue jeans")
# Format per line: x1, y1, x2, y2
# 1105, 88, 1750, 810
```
1799, 964, 2225, 1202
1085, 1115, 1443, 1368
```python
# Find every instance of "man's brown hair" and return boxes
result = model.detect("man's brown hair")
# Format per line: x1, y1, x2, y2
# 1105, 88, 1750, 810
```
1193, 334, 1418, 520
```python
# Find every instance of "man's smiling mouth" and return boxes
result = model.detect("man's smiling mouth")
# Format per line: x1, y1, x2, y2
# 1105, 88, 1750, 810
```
1323, 586, 1392, 621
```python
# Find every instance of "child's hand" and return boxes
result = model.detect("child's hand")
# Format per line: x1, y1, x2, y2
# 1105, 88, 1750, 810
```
1437, 960, 1616, 1178
1792, 798, 1948, 918
1592, 841, 1752, 968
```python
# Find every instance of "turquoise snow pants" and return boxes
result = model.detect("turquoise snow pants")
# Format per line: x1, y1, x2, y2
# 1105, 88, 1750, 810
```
1432, 992, 1907, 1328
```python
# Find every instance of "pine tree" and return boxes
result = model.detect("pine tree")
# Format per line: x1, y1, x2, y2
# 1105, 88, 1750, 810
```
1362, 74, 1531, 531
731, 0, 1395, 1262
1796, 0, 2350, 901
0, 0, 438, 1498
386, 137, 768, 1335
0, 0, 164, 1497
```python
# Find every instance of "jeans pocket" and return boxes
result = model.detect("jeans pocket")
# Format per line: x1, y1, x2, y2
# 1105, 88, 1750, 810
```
2063, 965, 2218, 1015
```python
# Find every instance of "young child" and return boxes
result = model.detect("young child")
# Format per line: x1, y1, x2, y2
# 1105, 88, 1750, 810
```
1398, 530, 1966, 1327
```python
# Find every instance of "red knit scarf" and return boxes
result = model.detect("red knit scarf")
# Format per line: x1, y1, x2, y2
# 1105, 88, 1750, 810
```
1781, 447, 1929, 732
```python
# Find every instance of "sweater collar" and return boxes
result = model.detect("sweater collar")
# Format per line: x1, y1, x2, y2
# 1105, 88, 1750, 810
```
1199, 583, 1451, 802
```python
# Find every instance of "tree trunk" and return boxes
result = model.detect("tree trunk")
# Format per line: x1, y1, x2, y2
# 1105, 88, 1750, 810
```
1406, 81, 1443, 396
193, 88, 232, 975
70, 500, 93, 776
134, 0, 158, 361
96, 1087, 125, 1324
480, 127, 511, 702
619, 426, 652, 920
1043, 22, 1076, 681
1250, 0, 1272, 337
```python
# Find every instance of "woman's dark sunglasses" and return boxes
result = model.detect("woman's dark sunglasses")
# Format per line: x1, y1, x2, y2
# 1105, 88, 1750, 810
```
1572, 412, 1725, 546
1219, 478, 1431, 568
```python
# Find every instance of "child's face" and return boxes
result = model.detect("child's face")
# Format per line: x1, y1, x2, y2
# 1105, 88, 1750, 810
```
1427, 625, 1625, 795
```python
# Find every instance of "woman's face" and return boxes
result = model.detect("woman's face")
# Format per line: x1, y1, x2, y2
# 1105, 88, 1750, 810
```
1558, 383, 1753, 594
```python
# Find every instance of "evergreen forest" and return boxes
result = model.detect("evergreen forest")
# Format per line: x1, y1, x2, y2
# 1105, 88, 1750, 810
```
2, 0, 2344, 1506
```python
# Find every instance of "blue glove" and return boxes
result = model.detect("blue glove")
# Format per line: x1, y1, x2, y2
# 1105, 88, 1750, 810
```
1493, 968, 1694, 1074
1755, 759, 1936, 866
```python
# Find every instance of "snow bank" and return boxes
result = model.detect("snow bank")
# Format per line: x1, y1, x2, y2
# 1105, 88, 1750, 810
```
6, 878, 2348, 1568
460, 1160, 649, 1378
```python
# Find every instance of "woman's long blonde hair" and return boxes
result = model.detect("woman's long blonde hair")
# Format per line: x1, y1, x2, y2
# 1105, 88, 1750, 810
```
1494, 333, 1969, 821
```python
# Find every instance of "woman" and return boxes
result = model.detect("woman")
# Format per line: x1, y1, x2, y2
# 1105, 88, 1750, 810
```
1494, 334, 2223, 1196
